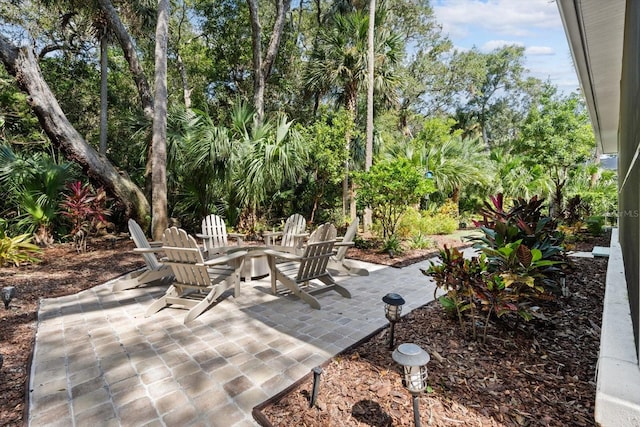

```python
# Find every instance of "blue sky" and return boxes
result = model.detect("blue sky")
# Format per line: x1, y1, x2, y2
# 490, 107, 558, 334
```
431, 0, 580, 94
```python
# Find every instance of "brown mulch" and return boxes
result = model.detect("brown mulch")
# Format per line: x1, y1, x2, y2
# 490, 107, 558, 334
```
257, 232, 611, 426
0, 231, 609, 426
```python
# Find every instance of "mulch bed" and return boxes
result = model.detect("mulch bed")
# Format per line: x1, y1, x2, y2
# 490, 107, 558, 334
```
256, 232, 610, 426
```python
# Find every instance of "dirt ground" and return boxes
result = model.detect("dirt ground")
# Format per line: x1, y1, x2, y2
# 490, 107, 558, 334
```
0, 231, 609, 426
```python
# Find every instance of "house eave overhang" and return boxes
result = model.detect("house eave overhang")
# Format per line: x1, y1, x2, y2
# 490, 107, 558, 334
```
556, 0, 625, 154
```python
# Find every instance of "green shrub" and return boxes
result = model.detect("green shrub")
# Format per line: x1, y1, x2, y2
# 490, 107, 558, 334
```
382, 235, 403, 255
586, 216, 604, 235
421, 214, 458, 235
397, 207, 458, 237
0, 231, 41, 266
409, 233, 434, 250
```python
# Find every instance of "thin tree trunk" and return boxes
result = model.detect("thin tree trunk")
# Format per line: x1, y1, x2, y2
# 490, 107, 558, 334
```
176, 0, 192, 109
363, 0, 375, 230
151, 0, 169, 240
247, 0, 292, 124
99, 35, 108, 155
0, 36, 150, 225
344, 84, 357, 220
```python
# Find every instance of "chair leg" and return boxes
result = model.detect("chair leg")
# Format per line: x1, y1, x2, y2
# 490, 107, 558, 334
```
145, 285, 178, 317
317, 276, 352, 299
113, 267, 173, 291
183, 285, 224, 324
279, 277, 321, 309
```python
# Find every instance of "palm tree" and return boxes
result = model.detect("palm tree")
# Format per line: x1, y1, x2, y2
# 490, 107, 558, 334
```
491, 149, 552, 200
230, 104, 308, 231
427, 135, 493, 206
305, 9, 401, 219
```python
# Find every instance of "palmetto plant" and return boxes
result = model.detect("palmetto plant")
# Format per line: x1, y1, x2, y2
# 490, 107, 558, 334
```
230, 103, 308, 230
0, 145, 74, 245
426, 135, 493, 204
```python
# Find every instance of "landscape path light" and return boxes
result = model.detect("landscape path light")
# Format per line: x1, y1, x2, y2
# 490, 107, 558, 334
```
392, 343, 430, 427
382, 293, 405, 349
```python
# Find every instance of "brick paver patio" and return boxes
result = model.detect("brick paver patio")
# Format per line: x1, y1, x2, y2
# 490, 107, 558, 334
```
28, 254, 456, 426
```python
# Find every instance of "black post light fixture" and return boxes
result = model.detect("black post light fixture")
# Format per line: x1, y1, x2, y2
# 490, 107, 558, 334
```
392, 343, 430, 427
382, 293, 405, 349
2, 286, 16, 310
309, 366, 323, 408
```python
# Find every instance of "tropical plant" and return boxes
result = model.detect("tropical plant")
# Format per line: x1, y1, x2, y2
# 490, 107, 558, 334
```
59, 181, 111, 239
0, 230, 41, 266
0, 144, 74, 244
473, 193, 564, 259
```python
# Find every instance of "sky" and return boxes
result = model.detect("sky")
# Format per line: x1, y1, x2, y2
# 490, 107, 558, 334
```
431, 0, 581, 94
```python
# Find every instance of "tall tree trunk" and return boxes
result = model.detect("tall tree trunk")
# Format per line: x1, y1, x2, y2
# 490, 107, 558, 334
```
343, 83, 357, 220
363, 0, 375, 230
151, 0, 169, 240
0, 36, 150, 225
97, 0, 154, 121
99, 35, 108, 155
247, 0, 292, 124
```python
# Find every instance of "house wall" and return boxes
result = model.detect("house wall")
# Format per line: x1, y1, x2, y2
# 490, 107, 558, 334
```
618, 0, 640, 358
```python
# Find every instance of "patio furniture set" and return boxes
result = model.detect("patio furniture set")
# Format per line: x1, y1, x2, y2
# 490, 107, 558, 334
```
113, 214, 369, 323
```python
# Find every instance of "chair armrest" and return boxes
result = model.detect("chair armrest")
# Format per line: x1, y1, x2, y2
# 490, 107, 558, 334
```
262, 231, 283, 238
203, 250, 248, 265
195, 233, 210, 239
133, 247, 164, 254
263, 249, 301, 261
335, 241, 355, 248
228, 232, 245, 245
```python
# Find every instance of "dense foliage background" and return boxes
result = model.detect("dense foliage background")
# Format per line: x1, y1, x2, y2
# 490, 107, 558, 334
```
0, 0, 616, 245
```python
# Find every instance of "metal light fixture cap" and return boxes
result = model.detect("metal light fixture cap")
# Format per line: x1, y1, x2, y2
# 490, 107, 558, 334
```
382, 293, 405, 306
392, 343, 430, 367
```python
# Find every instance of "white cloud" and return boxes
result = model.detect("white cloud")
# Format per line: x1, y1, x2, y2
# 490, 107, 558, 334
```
481, 40, 524, 52
525, 46, 555, 56
433, 0, 561, 38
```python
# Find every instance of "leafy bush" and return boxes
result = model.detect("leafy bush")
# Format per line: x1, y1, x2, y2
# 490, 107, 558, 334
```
423, 193, 569, 342
409, 233, 434, 250
585, 216, 604, 235
0, 231, 41, 266
473, 193, 565, 260
397, 207, 458, 238
355, 158, 435, 239
59, 181, 111, 251
382, 235, 403, 255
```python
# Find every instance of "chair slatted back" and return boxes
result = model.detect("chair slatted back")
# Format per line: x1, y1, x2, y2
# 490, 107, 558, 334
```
308, 223, 337, 244
281, 214, 306, 248
201, 214, 228, 253
335, 218, 359, 261
163, 227, 210, 287
128, 219, 160, 271
296, 240, 335, 282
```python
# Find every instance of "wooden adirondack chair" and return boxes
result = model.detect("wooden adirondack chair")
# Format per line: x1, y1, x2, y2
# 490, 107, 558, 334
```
328, 218, 369, 276
264, 224, 351, 309
197, 214, 245, 256
145, 227, 247, 323
263, 213, 309, 254
112, 219, 174, 291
